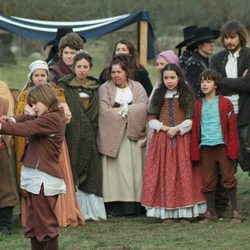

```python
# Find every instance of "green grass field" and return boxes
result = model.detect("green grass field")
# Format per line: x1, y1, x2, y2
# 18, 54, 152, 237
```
0, 169, 249, 250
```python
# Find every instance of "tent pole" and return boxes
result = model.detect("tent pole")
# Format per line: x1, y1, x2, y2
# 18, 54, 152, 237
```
137, 21, 148, 67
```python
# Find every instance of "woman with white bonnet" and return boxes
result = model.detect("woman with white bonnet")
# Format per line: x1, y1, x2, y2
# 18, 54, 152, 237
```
15, 60, 84, 228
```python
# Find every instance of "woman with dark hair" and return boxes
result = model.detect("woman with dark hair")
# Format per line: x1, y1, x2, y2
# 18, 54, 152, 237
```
141, 64, 206, 222
98, 55, 148, 216
58, 51, 106, 221
99, 39, 153, 96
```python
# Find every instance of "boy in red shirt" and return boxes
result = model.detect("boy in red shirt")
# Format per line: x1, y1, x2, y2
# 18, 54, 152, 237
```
191, 69, 243, 223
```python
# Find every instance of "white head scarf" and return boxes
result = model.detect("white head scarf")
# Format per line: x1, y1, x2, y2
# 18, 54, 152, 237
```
28, 60, 49, 79
17, 60, 49, 101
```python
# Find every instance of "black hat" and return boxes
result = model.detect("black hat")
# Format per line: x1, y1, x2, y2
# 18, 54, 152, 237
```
44, 27, 86, 49
192, 27, 220, 44
175, 25, 198, 49
187, 27, 220, 51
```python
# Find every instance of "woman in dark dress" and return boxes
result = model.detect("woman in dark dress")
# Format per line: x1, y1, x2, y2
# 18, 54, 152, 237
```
99, 39, 153, 96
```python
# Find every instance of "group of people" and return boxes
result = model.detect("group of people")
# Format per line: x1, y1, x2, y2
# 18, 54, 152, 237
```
0, 19, 249, 249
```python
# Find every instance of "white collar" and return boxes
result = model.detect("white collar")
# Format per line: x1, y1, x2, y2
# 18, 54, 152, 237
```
165, 90, 178, 98
228, 48, 241, 58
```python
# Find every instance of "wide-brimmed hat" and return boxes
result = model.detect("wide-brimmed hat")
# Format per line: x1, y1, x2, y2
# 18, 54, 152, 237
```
175, 25, 198, 49
192, 27, 220, 44
187, 27, 220, 51
44, 27, 86, 49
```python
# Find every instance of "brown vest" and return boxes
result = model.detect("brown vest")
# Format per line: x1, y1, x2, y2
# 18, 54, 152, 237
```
159, 98, 185, 126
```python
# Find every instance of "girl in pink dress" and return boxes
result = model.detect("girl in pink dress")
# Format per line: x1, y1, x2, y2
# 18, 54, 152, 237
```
141, 63, 206, 222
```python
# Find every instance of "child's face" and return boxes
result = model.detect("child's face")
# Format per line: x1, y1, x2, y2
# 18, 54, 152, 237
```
200, 78, 217, 97
62, 46, 77, 66
163, 70, 179, 91
32, 69, 48, 85
30, 101, 49, 117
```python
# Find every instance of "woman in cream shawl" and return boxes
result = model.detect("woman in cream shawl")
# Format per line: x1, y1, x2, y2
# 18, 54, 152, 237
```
97, 55, 148, 216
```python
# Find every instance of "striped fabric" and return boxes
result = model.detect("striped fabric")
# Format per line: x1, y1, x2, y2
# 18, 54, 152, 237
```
0, 10, 155, 59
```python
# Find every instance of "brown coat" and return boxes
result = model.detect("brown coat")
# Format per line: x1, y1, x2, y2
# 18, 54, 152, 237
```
49, 60, 73, 83
0, 97, 17, 208
97, 79, 148, 158
0, 108, 66, 178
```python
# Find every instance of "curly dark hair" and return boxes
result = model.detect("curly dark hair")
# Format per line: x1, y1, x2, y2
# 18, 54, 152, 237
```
151, 63, 194, 113
199, 69, 223, 96
59, 32, 84, 55
73, 51, 93, 69
107, 54, 133, 80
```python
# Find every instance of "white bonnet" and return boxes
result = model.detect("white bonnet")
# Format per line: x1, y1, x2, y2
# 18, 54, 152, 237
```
28, 60, 49, 79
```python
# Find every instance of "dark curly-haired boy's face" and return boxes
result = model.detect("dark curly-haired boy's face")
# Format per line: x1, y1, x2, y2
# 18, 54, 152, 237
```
200, 78, 217, 97
62, 46, 77, 66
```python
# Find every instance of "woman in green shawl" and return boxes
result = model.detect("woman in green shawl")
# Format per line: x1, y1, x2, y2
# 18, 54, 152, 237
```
58, 51, 106, 220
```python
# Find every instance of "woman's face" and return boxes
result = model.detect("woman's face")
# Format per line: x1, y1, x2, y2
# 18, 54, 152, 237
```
62, 46, 77, 66
115, 43, 130, 55
111, 64, 128, 88
156, 57, 168, 73
74, 58, 90, 81
198, 40, 215, 57
163, 70, 179, 91
32, 69, 48, 85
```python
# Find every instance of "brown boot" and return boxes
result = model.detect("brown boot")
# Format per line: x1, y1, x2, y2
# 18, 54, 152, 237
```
43, 237, 59, 250
231, 210, 244, 224
199, 211, 218, 224
31, 238, 44, 250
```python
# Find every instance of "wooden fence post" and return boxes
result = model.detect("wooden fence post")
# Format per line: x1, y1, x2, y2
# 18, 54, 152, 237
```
137, 21, 148, 67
